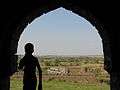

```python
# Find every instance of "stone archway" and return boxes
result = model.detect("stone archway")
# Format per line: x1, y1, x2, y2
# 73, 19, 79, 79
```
11, 4, 111, 90
0, 0, 119, 90
10, 0, 111, 74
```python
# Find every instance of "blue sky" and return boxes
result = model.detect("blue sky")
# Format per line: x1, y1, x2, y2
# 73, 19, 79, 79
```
17, 7, 103, 56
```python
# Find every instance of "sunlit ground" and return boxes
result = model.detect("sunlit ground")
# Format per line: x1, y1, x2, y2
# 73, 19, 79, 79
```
10, 77, 110, 90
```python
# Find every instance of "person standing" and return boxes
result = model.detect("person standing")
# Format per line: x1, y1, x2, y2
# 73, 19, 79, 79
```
18, 43, 42, 90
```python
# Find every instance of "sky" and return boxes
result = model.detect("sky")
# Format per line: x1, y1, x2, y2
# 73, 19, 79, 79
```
17, 7, 103, 56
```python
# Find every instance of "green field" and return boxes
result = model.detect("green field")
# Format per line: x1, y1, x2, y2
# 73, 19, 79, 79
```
10, 78, 110, 90
11, 55, 110, 90
43, 80, 110, 90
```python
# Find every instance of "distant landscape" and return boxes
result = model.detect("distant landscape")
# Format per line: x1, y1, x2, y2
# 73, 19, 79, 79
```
10, 55, 110, 90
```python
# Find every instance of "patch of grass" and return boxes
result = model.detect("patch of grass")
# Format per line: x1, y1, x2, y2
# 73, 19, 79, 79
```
43, 80, 110, 90
10, 78, 110, 90
10, 78, 23, 90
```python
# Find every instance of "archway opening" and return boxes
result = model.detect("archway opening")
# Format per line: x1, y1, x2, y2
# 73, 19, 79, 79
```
10, 7, 110, 90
